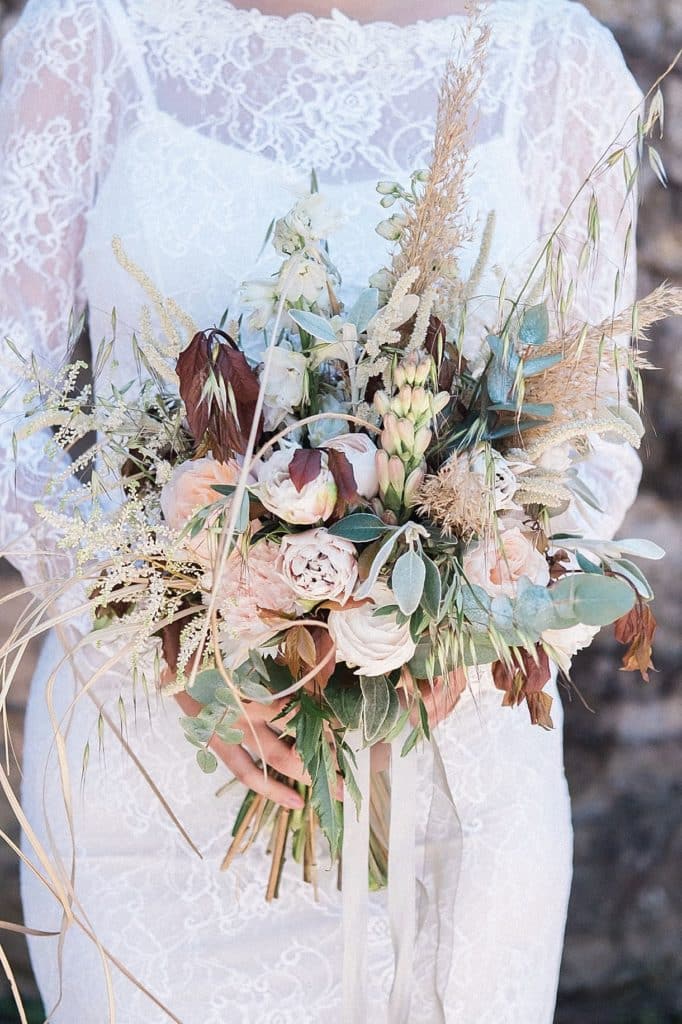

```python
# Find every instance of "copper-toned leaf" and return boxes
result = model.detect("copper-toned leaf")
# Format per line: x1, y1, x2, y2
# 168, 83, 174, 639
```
615, 600, 657, 682
327, 448, 359, 518
297, 627, 318, 669
492, 644, 551, 704
526, 690, 554, 730
289, 448, 323, 492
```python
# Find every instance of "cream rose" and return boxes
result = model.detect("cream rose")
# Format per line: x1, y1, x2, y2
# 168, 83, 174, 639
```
462, 526, 550, 599
256, 448, 337, 525
280, 528, 357, 605
321, 432, 379, 499
160, 456, 244, 565
327, 583, 416, 677
260, 347, 308, 431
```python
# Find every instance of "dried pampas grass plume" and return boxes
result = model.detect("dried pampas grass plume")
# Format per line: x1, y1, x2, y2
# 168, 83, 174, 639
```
418, 451, 494, 540
391, 2, 490, 305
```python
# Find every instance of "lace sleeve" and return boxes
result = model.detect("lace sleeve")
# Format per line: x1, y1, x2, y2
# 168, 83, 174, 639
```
0, 0, 112, 589
538, 3, 645, 540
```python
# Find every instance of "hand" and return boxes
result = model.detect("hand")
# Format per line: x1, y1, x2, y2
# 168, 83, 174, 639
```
175, 689, 307, 811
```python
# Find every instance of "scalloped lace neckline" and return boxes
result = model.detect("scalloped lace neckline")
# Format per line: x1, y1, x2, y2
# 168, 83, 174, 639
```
219, 1, 475, 31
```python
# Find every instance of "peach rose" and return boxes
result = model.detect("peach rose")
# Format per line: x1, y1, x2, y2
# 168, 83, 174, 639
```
208, 539, 299, 668
462, 526, 550, 599
160, 456, 245, 565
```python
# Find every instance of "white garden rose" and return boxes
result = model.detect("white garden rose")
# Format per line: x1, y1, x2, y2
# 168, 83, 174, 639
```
321, 432, 379, 499
541, 623, 599, 674
256, 448, 337, 525
260, 347, 308, 431
327, 583, 416, 677
462, 525, 550, 599
280, 528, 358, 605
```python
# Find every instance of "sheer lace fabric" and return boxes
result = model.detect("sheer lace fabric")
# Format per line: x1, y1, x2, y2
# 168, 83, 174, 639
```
0, 0, 642, 1020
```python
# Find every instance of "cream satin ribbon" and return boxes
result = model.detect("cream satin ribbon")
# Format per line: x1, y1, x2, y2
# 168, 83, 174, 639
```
342, 728, 463, 1022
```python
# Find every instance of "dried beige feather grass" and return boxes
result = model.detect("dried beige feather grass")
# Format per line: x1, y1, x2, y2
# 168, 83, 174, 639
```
391, 3, 490, 306
418, 451, 494, 539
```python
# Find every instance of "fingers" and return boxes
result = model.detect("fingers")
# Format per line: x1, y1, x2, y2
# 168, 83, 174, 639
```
247, 723, 311, 786
214, 741, 304, 810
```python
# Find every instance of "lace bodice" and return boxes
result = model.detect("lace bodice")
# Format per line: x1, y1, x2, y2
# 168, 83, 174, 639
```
0, 0, 643, 586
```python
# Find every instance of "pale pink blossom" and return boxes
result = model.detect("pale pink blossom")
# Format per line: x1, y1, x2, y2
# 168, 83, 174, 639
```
256, 447, 337, 525
462, 526, 550, 599
321, 432, 380, 499
280, 528, 358, 605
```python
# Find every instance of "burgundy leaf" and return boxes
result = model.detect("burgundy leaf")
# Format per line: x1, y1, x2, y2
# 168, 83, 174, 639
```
177, 332, 212, 443
289, 448, 323, 492
327, 449, 359, 503
212, 339, 263, 457
425, 315, 456, 391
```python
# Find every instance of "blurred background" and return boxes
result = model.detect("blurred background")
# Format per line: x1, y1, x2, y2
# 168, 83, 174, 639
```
0, 1, 680, 1021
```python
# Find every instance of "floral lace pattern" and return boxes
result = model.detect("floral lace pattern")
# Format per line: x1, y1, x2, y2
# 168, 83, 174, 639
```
0, 0, 642, 1020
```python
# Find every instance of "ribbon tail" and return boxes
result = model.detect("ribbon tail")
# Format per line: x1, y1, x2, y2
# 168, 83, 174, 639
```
387, 726, 418, 1023
342, 729, 370, 1024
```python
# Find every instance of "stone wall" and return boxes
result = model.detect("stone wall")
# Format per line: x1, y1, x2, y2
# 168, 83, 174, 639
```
0, 2, 680, 1022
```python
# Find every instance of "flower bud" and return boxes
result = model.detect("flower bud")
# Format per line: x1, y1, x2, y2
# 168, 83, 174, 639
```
409, 387, 430, 421
381, 412, 401, 454
375, 449, 391, 493
388, 455, 405, 492
376, 217, 404, 242
373, 390, 391, 416
413, 425, 432, 458
403, 465, 426, 507
394, 364, 407, 390
380, 195, 397, 208
396, 385, 413, 417
397, 418, 415, 452
413, 354, 433, 387
376, 180, 399, 195
411, 168, 430, 183
431, 391, 451, 418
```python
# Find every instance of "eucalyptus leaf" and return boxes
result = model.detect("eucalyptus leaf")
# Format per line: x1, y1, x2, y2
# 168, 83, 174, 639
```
606, 557, 654, 600
288, 309, 337, 343
460, 583, 492, 631
196, 748, 218, 774
549, 573, 636, 627
186, 669, 224, 706
576, 551, 603, 574
328, 513, 387, 543
522, 352, 563, 377
391, 549, 426, 616
214, 723, 244, 745
611, 538, 665, 560
518, 303, 549, 346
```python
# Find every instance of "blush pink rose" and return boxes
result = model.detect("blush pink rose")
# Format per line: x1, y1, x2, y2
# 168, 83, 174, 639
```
161, 456, 244, 565
462, 526, 550, 599
207, 539, 299, 668
280, 528, 358, 605
256, 448, 337, 525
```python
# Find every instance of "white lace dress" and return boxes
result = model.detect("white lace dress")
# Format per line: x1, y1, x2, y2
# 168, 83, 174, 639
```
0, 1, 643, 1021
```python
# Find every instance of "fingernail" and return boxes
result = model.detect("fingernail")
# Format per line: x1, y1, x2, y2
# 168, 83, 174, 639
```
287, 795, 305, 810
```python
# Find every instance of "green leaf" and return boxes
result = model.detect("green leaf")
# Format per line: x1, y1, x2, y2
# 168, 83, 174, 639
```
612, 538, 665, 561
196, 748, 218, 773
186, 669, 224, 705
211, 483, 237, 496
355, 524, 408, 599
360, 675, 391, 743
422, 555, 442, 619
576, 551, 603, 574
391, 549, 426, 616
549, 573, 636, 627
518, 303, 549, 346
293, 694, 324, 774
324, 678, 363, 730
288, 309, 337, 342
214, 722, 243, 745
337, 744, 362, 817
347, 288, 379, 333
328, 512, 388, 543
401, 726, 421, 757
311, 738, 343, 857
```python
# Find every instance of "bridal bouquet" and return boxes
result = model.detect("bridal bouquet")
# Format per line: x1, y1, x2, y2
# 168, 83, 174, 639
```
2, 20, 677, 897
